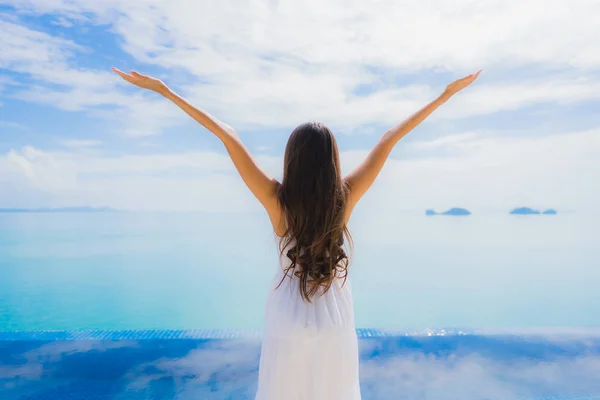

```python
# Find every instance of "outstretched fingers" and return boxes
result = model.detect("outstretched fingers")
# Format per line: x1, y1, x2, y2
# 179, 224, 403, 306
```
460, 70, 482, 86
462, 70, 481, 79
112, 66, 126, 76
445, 69, 482, 95
112, 67, 134, 82
469, 70, 482, 80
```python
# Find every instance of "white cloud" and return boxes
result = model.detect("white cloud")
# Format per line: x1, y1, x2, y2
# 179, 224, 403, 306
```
51, 16, 74, 27
0, 16, 92, 87
2, 0, 600, 133
8, 0, 600, 69
436, 77, 600, 120
1, 127, 598, 213
353, 127, 600, 215
0, 145, 274, 211
0, 15, 185, 136
1, 1, 599, 216
408, 131, 483, 150
5, 146, 77, 192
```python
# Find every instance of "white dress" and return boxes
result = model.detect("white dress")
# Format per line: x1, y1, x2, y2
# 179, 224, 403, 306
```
255, 238, 361, 400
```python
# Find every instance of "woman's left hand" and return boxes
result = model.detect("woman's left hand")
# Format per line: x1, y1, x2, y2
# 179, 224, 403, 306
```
443, 70, 482, 97
112, 67, 169, 94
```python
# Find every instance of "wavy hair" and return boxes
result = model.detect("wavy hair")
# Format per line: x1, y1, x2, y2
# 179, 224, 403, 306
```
275, 121, 353, 302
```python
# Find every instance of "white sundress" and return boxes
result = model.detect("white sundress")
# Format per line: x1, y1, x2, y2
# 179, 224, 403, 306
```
255, 237, 362, 400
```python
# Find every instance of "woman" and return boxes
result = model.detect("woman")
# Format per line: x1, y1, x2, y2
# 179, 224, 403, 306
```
113, 66, 481, 399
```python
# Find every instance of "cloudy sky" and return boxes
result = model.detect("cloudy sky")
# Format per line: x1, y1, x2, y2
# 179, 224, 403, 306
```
1, 0, 599, 212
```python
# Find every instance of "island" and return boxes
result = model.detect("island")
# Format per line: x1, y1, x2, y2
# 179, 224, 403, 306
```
426, 208, 471, 216
0, 207, 117, 213
510, 207, 541, 215
510, 207, 557, 215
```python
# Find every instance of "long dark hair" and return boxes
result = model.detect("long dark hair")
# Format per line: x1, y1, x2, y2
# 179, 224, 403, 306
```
275, 121, 353, 302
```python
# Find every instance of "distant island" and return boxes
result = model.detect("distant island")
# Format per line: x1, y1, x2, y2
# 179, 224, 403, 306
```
0, 207, 118, 213
426, 207, 471, 216
510, 207, 540, 215
510, 207, 557, 215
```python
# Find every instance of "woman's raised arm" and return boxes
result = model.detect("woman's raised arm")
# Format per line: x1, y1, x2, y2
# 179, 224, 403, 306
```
344, 70, 481, 218
112, 68, 281, 222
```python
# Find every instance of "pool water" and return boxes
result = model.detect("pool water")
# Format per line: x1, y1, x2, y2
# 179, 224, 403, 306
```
2, 329, 600, 399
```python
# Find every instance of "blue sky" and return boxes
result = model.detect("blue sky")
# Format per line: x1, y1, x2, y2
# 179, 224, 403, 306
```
1, 0, 599, 213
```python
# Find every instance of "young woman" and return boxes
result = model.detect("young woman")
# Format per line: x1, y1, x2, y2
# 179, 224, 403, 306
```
113, 66, 481, 399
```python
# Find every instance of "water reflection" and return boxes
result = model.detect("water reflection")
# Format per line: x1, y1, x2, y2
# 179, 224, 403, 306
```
2, 332, 600, 399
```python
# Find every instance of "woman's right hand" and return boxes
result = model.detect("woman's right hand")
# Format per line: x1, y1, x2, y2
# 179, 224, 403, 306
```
112, 67, 169, 95
444, 70, 482, 97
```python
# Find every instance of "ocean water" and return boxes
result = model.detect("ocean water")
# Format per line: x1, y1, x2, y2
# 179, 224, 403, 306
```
1, 210, 598, 331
